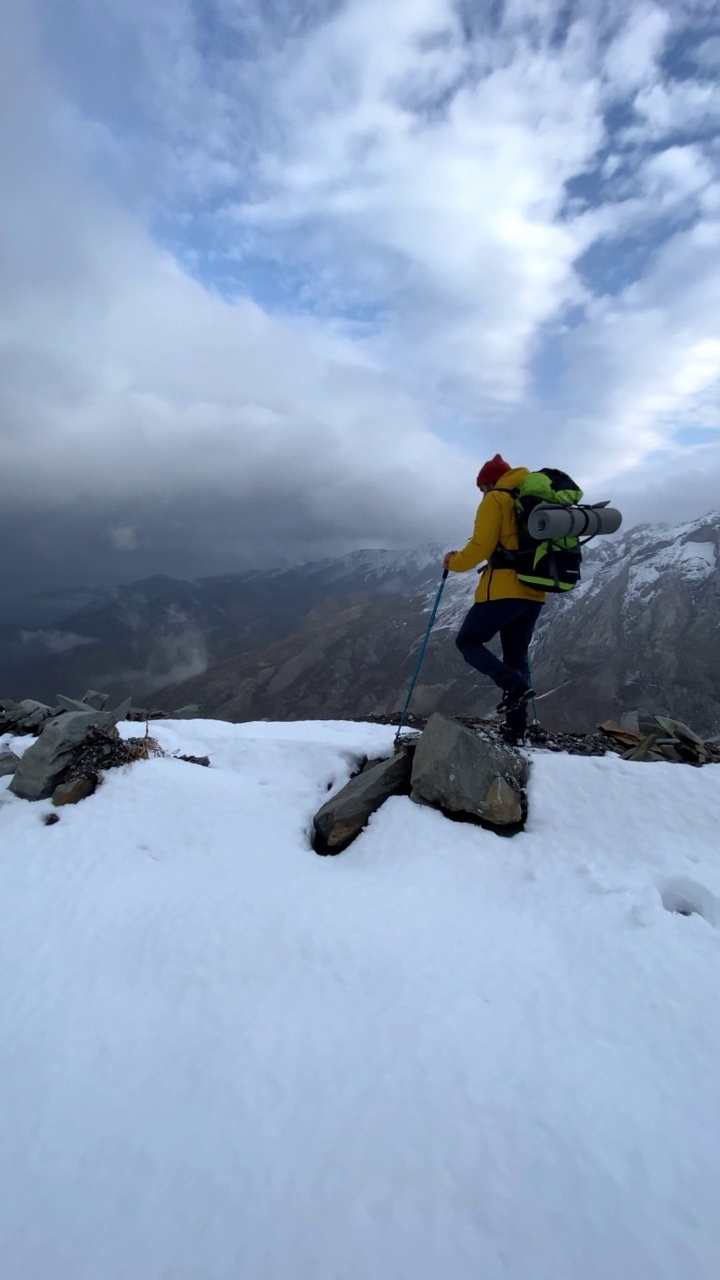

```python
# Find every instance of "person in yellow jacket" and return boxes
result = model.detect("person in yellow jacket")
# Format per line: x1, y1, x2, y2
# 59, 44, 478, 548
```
443, 454, 545, 740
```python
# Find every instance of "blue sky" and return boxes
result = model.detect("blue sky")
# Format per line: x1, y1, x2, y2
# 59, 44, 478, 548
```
0, 0, 719, 588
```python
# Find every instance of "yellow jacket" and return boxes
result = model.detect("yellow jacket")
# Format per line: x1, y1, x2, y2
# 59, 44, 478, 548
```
448, 467, 546, 604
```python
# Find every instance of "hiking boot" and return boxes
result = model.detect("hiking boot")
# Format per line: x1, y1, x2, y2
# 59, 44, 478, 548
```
499, 722, 526, 746
496, 686, 535, 715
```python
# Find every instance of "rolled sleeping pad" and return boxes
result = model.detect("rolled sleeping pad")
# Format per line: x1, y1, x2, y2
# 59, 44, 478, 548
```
527, 504, 623, 541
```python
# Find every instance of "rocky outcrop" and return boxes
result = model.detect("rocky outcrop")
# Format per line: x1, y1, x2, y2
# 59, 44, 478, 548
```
0, 699, 55, 735
312, 715, 528, 854
1, 683, 204, 806
9, 711, 118, 801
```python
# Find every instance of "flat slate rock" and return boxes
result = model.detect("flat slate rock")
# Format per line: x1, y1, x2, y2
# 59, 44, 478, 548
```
313, 751, 413, 855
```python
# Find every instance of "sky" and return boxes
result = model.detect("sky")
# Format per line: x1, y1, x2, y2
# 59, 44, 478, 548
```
1, 0, 719, 595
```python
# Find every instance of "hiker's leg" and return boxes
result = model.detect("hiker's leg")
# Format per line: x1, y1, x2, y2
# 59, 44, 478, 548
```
456, 602, 531, 693
499, 602, 543, 689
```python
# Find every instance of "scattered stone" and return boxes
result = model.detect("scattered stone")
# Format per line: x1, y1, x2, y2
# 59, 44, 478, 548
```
0, 699, 23, 734
162, 704, 201, 720
600, 712, 720, 766
126, 708, 151, 722
9, 711, 117, 801
0, 749, 19, 777
360, 712, 615, 758
176, 754, 210, 767
43, 813, 60, 826
52, 775, 99, 806
313, 750, 413, 855
0, 698, 55, 735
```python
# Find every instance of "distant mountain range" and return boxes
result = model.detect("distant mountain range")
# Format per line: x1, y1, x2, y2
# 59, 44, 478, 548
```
2, 515, 719, 733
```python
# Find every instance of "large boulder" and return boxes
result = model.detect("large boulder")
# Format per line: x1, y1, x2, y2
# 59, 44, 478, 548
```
9, 711, 117, 801
313, 751, 413, 854
411, 714, 527, 830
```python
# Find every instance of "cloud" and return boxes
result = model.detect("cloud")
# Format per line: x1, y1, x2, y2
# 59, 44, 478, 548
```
19, 630, 99, 655
109, 525, 140, 551
0, 0, 718, 595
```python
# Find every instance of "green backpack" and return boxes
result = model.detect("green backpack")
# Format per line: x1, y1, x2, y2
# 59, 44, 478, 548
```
489, 468, 584, 593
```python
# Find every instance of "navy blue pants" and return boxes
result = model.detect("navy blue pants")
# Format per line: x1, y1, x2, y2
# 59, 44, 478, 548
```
456, 599, 543, 693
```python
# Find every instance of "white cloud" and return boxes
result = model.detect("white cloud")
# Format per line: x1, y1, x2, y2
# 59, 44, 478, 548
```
603, 3, 671, 93
0, 0, 719, 593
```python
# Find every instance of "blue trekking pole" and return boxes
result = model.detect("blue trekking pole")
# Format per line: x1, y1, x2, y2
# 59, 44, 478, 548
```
394, 569, 448, 744
527, 659, 541, 737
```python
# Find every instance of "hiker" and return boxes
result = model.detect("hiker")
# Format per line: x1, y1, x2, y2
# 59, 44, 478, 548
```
443, 454, 545, 740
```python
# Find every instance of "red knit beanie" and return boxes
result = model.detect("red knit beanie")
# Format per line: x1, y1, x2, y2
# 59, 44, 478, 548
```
476, 454, 511, 488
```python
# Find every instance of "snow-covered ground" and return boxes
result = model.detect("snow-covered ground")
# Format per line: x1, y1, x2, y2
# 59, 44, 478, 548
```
1, 718, 720, 1280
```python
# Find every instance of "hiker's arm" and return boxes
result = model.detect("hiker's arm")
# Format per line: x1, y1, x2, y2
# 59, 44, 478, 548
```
447, 494, 502, 572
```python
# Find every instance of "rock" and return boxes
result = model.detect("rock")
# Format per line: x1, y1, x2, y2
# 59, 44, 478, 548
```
313, 751, 413, 854
110, 697, 133, 722
43, 813, 60, 826
52, 774, 99, 806
410, 714, 527, 828
163, 704, 201, 720
176, 754, 210, 767
481, 776, 524, 827
126, 707, 151, 722
0, 699, 22, 733
56, 694, 98, 713
0, 749, 19, 777
9, 710, 116, 801
81, 690, 109, 710
4, 699, 55, 734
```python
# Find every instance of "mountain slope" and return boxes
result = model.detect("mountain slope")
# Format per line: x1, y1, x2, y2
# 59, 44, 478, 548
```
2, 517, 719, 733
157, 514, 720, 732
0, 550, 444, 705
529, 514, 720, 732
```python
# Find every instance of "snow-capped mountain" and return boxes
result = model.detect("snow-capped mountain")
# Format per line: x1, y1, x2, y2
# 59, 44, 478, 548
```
530, 513, 720, 732
1, 517, 718, 732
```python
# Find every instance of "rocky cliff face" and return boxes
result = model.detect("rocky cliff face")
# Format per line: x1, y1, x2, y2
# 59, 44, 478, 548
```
2, 518, 718, 734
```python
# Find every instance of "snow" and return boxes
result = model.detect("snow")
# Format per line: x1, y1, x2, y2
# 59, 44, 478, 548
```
1, 718, 720, 1280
